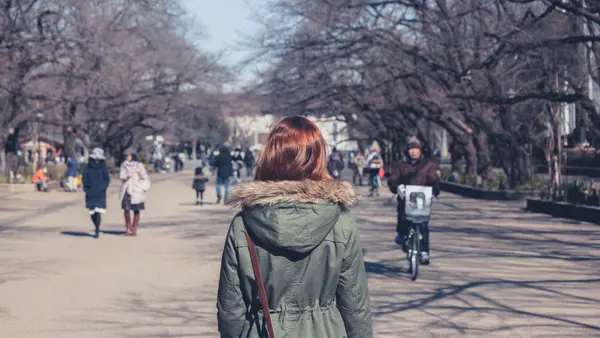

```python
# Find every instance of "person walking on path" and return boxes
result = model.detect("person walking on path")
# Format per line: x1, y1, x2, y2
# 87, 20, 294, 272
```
218, 116, 372, 338
243, 147, 254, 177
5, 127, 20, 183
82, 148, 110, 238
352, 152, 366, 186
66, 155, 79, 192
214, 144, 233, 204
192, 166, 209, 205
119, 151, 150, 236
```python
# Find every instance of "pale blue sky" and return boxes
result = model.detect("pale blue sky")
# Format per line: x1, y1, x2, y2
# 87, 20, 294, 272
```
181, 0, 262, 87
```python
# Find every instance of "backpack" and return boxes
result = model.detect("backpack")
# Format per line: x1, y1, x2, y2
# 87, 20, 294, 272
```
371, 154, 382, 166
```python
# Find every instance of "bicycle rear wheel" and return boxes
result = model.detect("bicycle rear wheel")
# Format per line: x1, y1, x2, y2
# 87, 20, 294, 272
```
409, 225, 420, 281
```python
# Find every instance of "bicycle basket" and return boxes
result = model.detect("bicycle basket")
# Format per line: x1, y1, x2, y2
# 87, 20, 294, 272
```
404, 185, 432, 222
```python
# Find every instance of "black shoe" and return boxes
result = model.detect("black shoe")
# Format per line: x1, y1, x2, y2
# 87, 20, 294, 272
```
216, 197, 222, 204
94, 227, 100, 239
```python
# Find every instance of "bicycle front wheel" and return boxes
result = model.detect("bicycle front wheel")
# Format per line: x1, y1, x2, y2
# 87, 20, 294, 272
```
409, 225, 420, 281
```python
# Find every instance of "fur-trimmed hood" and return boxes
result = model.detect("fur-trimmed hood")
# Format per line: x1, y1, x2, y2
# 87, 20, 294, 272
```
227, 179, 356, 209
228, 180, 356, 254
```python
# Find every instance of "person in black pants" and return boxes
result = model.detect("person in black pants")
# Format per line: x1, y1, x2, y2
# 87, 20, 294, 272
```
213, 145, 233, 204
192, 166, 209, 205
82, 148, 110, 238
4, 127, 20, 183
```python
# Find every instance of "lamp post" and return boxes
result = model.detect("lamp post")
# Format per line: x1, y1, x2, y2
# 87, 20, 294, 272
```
32, 106, 43, 175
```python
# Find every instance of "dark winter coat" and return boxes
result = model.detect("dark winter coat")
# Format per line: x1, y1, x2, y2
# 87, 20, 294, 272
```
5, 128, 18, 154
243, 151, 254, 166
387, 156, 440, 196
219, 180, 373, 338
193, 167, 209, 191
82, 159, 110, 209
329, 151, 345, 171
214, 147, 234, 179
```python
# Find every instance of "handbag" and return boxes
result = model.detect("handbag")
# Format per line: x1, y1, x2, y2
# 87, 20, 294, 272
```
244, 230, 275, 337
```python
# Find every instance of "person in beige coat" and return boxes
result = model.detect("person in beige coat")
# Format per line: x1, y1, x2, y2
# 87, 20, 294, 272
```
119, 151, 150, 236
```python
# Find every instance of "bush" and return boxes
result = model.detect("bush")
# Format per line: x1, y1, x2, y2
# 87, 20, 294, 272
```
442, 167, 549, 192
563, 179, 600, 207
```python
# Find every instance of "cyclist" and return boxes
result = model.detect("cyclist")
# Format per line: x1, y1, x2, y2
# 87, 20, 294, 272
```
366, 147, 383, 196
387, 136, 440, 264
327, 147, 345, 179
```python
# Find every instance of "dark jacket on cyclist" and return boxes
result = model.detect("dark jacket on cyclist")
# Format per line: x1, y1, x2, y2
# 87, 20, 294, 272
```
387, 155, 440, 196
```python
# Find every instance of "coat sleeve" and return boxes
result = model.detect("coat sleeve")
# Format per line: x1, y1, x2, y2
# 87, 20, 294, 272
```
138, 163, 150, 183
387, 162, 403, 194
82, 168, 89, 192
336, 221, 373, 338
217, 223, 246, 338
119, 164, 129, 181
103, 166, 110, 190
427, 162, 440, 196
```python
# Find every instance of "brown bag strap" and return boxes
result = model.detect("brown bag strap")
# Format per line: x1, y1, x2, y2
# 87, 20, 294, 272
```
245, 230, 275, 338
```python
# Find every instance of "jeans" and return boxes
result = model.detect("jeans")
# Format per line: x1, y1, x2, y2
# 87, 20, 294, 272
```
352, 169, 363, 186
36, 180, 48, 192
246, 165, 253, 177
67, 176, 77, 191
216, 176, 231, 201
397, 206, 430, 253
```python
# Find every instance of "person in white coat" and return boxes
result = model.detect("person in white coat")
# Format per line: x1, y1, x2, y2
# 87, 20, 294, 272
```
119, 151, 150, 236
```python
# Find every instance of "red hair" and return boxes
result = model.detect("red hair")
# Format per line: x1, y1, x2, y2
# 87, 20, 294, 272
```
255, 116, 332, 181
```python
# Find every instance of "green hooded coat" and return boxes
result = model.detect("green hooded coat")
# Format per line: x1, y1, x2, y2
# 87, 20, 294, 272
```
217, 180, 372, 338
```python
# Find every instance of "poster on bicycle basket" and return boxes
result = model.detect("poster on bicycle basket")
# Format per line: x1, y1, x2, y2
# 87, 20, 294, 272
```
404, 185, 433, 222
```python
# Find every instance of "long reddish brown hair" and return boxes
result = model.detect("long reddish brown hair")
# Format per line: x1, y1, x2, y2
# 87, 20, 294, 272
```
255, 116, 332, 181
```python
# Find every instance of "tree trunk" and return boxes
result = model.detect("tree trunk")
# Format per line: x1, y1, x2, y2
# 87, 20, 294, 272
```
191, 137, 198, 160
474, 131, 492, 181
464, 137, 478, 180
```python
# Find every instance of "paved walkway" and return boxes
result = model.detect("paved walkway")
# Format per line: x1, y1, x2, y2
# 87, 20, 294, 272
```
0, 173, 599, 337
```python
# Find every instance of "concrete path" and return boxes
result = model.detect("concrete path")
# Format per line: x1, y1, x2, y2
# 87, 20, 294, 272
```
0, 173, 599, 337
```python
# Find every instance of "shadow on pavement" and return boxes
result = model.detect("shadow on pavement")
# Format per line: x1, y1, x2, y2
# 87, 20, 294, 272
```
60, 231, 94, 238
100, 230, 126, 236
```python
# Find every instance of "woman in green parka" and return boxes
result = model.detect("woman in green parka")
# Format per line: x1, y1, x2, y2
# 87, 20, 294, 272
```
218, 116, 373, 338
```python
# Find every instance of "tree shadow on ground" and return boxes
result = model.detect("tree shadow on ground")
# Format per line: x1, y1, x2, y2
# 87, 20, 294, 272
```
365, 260, 405, 275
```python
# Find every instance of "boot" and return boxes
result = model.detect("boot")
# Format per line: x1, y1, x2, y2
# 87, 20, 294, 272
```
91, 213, 100, 239
132, 213, 140, 237
124, 212, 132, 236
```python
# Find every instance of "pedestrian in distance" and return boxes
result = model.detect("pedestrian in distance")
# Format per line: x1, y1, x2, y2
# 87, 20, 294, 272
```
66, 155, 79, 192
243, 147, 255, 177
352, 152, 366, 186
213, 144, 233, 204
192, 166, 209, 205
4, 127, 20, 183
32, 166, 49, 192
82, 148, 110, 238
217, 116, 373, 338
119, 150, 150, 237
